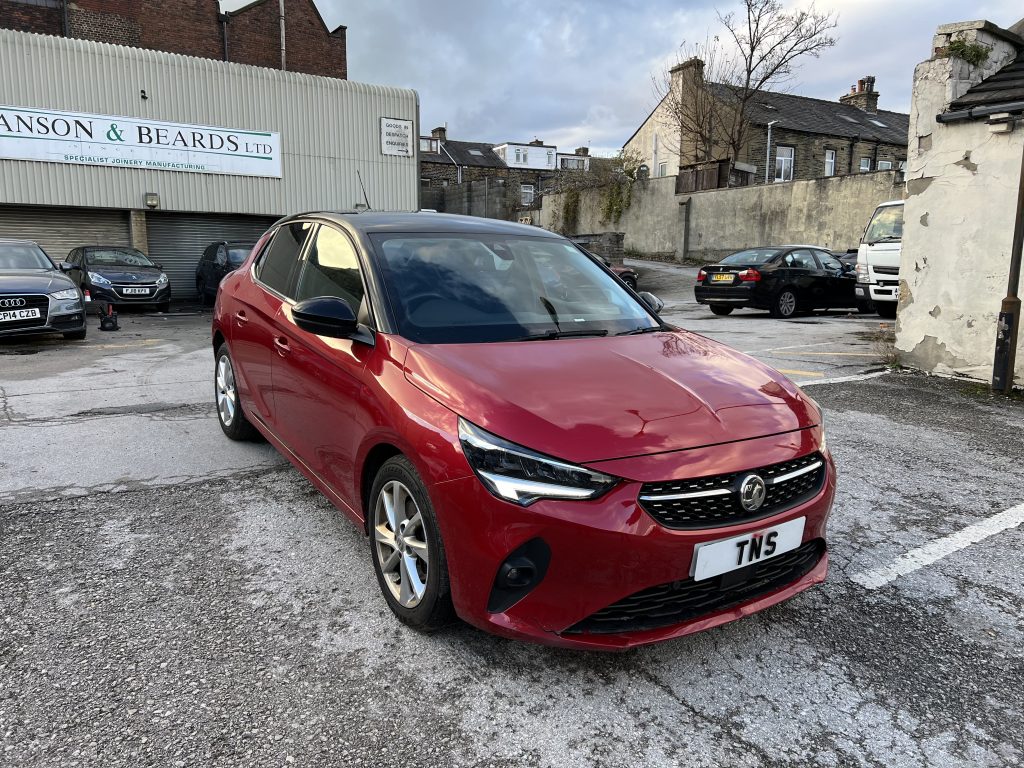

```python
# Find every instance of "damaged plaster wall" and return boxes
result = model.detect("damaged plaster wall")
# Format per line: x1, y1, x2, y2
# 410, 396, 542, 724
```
896, 21, 1024, 380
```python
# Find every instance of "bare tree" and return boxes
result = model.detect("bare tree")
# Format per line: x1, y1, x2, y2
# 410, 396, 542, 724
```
653, 0, 838, 166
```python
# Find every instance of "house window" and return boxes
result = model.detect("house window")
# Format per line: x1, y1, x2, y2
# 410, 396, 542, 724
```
419, 138, 438, 153
560, 157, 585, 170
859, 157, 872, 172
420, 177, 430, 188
658, 161, 668, 177
774, 146, 794, 182
515, 148, 522, 163
824, 149, 836, 177
520, 184, 535, 205
878, 160, 893, 170
522, 149, 529, 164
547, 150, 554, 166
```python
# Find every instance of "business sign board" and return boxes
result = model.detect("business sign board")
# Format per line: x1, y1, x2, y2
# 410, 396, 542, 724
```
0, 105, 282, 177
380, 117, 413, 157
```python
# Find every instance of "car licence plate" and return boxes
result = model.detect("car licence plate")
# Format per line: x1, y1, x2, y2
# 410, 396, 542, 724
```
711, 273, 733, 282
0, 308, 41, 323
121, 287, 150, 295
691, 517, 806, 581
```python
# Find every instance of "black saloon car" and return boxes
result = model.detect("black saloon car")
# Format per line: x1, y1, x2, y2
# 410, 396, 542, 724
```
0, 239, 86, 340
196, 241, 254, 304
65, 246, 171, 312
694, 245, 856, 318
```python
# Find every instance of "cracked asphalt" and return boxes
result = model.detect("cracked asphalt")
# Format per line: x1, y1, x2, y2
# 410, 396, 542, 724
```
2, 267, 1023, 767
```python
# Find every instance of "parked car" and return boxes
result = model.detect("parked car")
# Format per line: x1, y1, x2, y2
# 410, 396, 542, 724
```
575, 243, 639, 290
0, 239, 86, 340
65, 246, 171, 313
694, 245, 857, 318
196, 240, 255, 305
212, 212, 834, 650
855, 201, 903, 318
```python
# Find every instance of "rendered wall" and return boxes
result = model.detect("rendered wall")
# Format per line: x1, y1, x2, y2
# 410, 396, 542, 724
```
539, 171, 901, 262
895, 22, 1024, 381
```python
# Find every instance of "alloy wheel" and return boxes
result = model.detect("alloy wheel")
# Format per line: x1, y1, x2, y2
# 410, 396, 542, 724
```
373, 480, 430, 608
778, 290, 797, 317
216, 354, 237, 427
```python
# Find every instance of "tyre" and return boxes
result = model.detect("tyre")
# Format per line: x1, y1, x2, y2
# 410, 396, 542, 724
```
769, 288, 799, 319
369, 456, 454, 632
856, 301, 874, 315
214, 343, 261, 441
876, 302, 897, 319
156, 301, 170, 314
63, 327, 87, 341
709, 305, 734, 316
624, 277, 637, 291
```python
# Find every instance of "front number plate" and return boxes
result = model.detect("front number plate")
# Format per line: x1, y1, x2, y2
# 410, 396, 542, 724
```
121, 287, 150, 295
0, 308, 41, 323
691, 517, 806, 581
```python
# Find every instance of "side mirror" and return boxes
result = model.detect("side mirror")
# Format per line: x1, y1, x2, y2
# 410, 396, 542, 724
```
638, 291, 664, 314
846, 248, 858, 254
59, 262, 73, 272
292, 296, 359, 339
842, 262, 856, 273
155, 263, 164, 271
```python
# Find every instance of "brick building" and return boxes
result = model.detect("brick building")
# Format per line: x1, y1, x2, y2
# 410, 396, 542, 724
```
625, 60, 908, 187
0, 0, 346, 78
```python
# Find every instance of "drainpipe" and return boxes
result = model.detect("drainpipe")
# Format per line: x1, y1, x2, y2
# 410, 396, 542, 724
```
992, 133, 1024, 393
439, 141, 462, 184
61, 0, 69, 36
279, 0, 286, 71
220, 13, 229, 61
765, 120, 779, 184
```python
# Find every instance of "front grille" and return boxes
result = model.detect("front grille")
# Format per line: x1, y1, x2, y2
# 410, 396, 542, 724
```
638, 452, 825, 529
564, 539, 825, 635
873, 265, 899, 275
0, 294, 49, 331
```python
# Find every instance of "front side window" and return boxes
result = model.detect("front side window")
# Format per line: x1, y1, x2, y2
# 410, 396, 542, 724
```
817, 251, 843, 270
859, 157, 872, 172
774, 146, 794, 182
824, 149, 836, 177
294, 225, 366, 312
255, 222, 313, 297
520, 184, 535, 205
370, 234, 658, 344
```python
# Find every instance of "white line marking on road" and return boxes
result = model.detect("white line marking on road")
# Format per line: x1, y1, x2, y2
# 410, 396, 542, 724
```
799, 370, 889, 387
851, 503, 1024, 590
743, 341, 836, 354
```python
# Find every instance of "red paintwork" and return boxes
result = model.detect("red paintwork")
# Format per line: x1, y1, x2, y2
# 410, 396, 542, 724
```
214, 252, 834, 651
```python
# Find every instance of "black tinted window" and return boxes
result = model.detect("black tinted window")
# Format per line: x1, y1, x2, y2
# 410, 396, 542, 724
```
256, 223, 313, 297
295, 226, 365, 310
817, 251, 843, 270
786, 250, 819, 269
722, 248, 781, 265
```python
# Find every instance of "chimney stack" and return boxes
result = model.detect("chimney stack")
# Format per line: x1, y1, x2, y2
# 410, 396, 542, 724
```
431, 126, 447, 142
574, 146, 589, 156
839, 75, 880, 114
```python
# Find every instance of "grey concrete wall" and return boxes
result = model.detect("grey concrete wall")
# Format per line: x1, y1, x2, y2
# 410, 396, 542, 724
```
539, 170, 902, 262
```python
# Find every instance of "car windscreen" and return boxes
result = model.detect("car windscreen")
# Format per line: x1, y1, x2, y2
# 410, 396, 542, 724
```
86, 249, 155, 268
721, 248, 781, 265
370, 234, 659, 344
228, 247, 251, 266
863, 205, 903, 244
0, 243, 54, 270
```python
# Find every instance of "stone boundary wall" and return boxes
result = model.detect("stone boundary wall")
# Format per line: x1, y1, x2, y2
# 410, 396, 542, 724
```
539, 170, 902, 262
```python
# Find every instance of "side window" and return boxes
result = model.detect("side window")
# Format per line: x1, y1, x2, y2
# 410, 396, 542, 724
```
67, 250, 78, 266
255, 222, 313, 298
817, 251, 843, 270
214, 246, 228, 267
294, 225, 366, 311
789, 250, 819, 269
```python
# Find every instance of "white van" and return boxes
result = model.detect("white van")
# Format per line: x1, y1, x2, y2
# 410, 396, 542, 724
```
855, 200, 903, 318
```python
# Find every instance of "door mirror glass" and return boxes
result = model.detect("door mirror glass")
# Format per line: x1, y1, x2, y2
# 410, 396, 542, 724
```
638, 291, 664, 314
292, 296, 359, 339
59, 261, 73, 272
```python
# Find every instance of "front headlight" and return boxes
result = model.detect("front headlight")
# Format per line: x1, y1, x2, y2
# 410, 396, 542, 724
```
49, 288, 79, 300
458, 417, 618, 506
855, 263, 868, 282
156, 273, 169, 286
88, 271, 112, 286
804, 395, 827, 452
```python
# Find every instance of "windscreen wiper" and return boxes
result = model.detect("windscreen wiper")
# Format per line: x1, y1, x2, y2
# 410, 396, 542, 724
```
616, 325, 665, 336
511, 329, 610, 341
867, 236, 901, 244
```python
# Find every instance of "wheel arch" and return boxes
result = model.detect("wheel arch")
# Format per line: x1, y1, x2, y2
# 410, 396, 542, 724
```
360, 442, 405, 533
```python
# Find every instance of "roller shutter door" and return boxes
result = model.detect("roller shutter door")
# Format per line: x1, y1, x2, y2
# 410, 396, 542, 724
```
146, 213, 278, 300
0, 205, 130, 263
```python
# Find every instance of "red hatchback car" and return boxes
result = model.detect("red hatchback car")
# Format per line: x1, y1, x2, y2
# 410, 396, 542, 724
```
212, 212, 834, 650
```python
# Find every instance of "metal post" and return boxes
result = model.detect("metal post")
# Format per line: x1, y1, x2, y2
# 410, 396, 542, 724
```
992, 131, 1024, 393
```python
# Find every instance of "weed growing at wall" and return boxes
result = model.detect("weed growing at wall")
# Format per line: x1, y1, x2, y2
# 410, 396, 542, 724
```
947, 38, 991, 67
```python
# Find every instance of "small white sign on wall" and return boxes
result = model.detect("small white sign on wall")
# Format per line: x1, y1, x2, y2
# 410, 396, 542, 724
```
380, 117, 413, 157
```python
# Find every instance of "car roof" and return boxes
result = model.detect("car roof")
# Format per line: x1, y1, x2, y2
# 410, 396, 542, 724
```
284, 210, 564, 239
0, 238, 39, 245
733, 245, 830, 251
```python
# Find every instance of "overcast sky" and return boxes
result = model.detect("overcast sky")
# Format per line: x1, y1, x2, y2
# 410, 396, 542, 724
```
223, 0, 1022, 155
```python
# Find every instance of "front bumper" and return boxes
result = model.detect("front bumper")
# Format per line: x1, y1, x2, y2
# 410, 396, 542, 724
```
88, 283, 171, 306
856, 281, 898, 304
0, 294, 86, 338
431, 429, 834, 650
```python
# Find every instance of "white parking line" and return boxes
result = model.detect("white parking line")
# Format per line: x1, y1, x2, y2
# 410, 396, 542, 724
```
799, 370, 889, 387
851, 503, 1024, 590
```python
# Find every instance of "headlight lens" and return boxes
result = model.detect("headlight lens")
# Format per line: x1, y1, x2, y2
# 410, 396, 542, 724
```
88, 271, 112, 286
855, 262, 868, 282
458, 417, 618, 506
49, 288, 79, 300
156, 273, 169, 286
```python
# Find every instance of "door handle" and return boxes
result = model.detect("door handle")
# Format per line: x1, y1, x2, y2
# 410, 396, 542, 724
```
274, 336, 290, 357
234, 310, 248, 326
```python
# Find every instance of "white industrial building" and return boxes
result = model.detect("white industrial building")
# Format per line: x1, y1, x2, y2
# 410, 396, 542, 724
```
0, 29, 419, 299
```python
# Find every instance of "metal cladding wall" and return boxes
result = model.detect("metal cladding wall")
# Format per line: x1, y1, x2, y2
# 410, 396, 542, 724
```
0, 205, 130, 262
0, 29, 419, 215
145, 212, 278, 299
